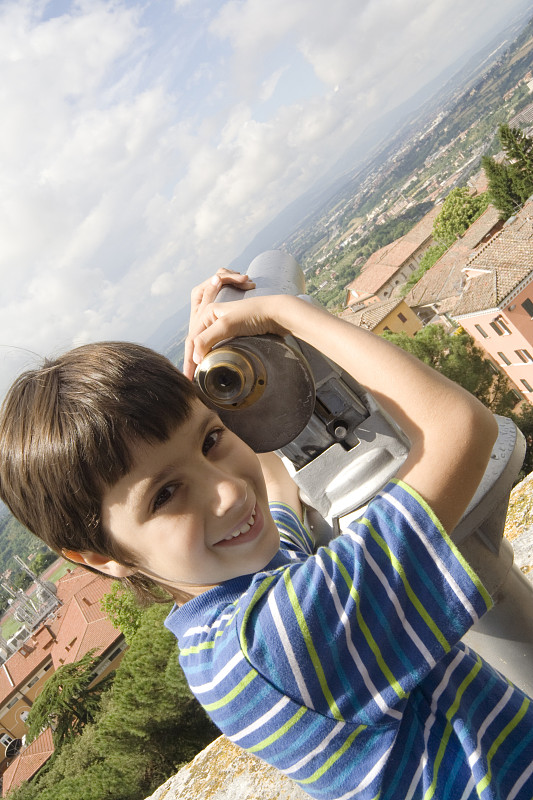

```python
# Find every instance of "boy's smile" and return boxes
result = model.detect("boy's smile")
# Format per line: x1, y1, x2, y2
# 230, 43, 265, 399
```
100, 400, 281, 596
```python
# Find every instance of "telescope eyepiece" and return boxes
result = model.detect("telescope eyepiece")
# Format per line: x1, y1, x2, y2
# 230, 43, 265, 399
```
195, 347, 266, 409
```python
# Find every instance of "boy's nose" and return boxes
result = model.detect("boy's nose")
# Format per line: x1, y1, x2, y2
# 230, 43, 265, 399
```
209, 471, 249, 518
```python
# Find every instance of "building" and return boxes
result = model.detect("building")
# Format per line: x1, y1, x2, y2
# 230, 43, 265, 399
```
405, 205, 503, 325
0, 569, 126, 793
451, 199, 533, 403
1, 728, 53, 798
344, 204, 441, 307
339, 297, 422, 336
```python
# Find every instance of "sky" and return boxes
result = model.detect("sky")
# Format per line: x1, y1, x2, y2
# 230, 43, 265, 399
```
0, 0, 530, 396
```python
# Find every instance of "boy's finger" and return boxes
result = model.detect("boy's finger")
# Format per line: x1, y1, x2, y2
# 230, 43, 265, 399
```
183, 336, 196, 380
192, 270, 254, 310
190, 303, 266, 366
188, 271, 255, 345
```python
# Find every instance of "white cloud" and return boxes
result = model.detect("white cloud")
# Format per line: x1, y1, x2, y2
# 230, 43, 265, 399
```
0, 0, 528, 397
259, 66, 288, 103
211, 0, 521, 109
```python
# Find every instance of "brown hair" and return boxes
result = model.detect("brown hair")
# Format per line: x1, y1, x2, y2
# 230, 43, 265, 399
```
0, 341, 201, 604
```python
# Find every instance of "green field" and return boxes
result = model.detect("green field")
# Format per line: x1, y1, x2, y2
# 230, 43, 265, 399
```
1, 616, 22, 640
46, 561, 72, 583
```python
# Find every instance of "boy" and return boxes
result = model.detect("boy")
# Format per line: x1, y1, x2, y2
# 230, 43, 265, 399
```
0, 269, 531, 800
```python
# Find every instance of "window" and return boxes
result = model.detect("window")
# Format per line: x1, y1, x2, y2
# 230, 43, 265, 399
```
516, 349, 533, 363
6, 697, 18, 710
397, 312, 407, 323
475, 324, 488, 338
498, 352, 511, 365
521, 298, 533, 317
27, 675, 39, 688
490, 316, 511, 336
0, 734, 13, 747
521, 379, 533, 392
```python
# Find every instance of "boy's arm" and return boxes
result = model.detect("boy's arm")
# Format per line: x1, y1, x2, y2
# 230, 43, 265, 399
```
257, 452, 303, 520
187, 293, 498, 534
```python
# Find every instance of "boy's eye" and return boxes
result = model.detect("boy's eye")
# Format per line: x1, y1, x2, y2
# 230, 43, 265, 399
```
153, 485, 176, 512
202, 427, 224, 456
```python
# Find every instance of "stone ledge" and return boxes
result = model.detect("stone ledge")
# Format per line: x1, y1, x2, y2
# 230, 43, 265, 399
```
145, 736, 308, 800
504, 470, 533, 583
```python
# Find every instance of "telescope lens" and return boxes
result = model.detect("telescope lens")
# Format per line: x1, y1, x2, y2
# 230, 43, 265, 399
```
195, 345, 267, 410
205, 365, 245, 402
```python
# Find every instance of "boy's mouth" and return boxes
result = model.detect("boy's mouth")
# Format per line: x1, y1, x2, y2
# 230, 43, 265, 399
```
215, 505, 261, 547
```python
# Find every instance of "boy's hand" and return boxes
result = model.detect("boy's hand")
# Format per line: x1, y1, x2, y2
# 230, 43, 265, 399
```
191, 294, 293, 368
184, 292, 301, 380
183, 268, 255, 380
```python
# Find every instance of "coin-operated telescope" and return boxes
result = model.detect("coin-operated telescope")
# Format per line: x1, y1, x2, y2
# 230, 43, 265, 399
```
194, 250, 533, 696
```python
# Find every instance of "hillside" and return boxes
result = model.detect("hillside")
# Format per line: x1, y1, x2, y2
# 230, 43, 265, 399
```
276, 15, 533, 308
0, 505, 51, 575
156, 15, 533, 360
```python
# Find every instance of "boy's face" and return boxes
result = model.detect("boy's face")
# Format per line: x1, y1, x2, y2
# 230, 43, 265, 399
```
100, 399, 281, 595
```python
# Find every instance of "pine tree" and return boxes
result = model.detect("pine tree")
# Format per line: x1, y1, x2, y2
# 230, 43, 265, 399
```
498, 124, 533, 172
483, 125, 533, 219
25, 650, 110, 748
481, 155, 522, 220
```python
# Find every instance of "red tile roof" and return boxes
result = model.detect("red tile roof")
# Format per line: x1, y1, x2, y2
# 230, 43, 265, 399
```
1, 728, 54, 796
0, 570, 119, 705
404, 205, 502, 311
50, 572, 120, 668
55, 567, 96, 604
0, 630, 54, 705
452, 199, 533, 316
346, 204, 442, 299
339, 298, 406, 330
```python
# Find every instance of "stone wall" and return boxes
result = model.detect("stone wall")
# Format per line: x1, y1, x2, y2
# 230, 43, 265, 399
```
503, 470, 533, 584
145, 736, 309, 800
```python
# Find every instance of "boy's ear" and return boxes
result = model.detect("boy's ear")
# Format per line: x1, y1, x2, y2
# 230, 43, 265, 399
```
61, 549, 134, 578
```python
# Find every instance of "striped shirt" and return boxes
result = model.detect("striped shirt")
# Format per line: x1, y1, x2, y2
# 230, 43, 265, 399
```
165, 480, 533, 799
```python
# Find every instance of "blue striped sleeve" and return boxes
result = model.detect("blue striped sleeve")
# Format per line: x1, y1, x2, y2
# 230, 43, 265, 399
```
269, 501, 314, 556
239, 480, 493, 726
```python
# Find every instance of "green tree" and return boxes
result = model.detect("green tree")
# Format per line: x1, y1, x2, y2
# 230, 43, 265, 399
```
498, 124, 533, 181
12, 571, 32, 592
432, 187, 490, 247
511, 403, 533, 479
13, 604, 218, 800
481, 155, 522, 220
95, 604, 218, 785
25, 650, 110, 748
100, 581, 145, 644
401, 242, 447, 296
381, 325, 516, 415
32, 551, 58, 575
482, 124, 533, 219
399, 189, 489, 297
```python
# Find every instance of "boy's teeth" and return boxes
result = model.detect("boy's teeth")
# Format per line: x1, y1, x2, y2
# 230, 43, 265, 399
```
224, 509, 256, 540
